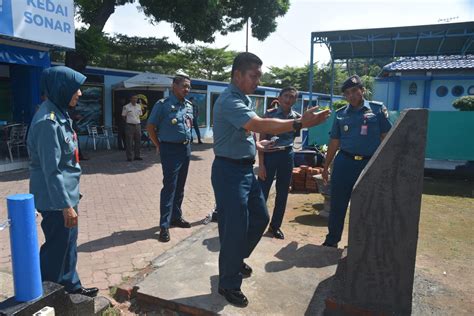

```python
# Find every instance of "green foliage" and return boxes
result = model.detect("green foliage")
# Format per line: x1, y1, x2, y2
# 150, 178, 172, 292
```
452, 96, 474, 111
346, 58, 394, 77
75, 0, 289, 44
152, 46, 238, 81
96, 34, 178, 70
260, 66, 308, 90
332, 100, 349, 110
71, 0, 289, 70
261, 63, 345, 95
75, 27, 109, 61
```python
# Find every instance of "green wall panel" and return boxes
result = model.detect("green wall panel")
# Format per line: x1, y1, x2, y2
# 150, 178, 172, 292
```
308, 110, 474, 161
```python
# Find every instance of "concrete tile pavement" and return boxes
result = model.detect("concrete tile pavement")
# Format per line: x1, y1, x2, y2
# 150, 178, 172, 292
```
0, 142, 218, 298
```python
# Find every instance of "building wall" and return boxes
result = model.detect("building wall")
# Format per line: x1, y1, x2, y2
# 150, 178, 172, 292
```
399, 80, 425, 110
375, 75, 474, 111
429, 78, 474, 111
373, 81, 396, 109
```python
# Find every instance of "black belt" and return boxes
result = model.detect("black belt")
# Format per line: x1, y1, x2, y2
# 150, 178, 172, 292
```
127, 123, 140, 125
216, 156, 255, 166
160, 140, 190, 145
266, 146, 293, 153
340, 150, 372, 161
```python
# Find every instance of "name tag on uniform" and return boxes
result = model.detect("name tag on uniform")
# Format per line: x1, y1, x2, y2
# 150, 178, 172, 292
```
360, 125, 368, 135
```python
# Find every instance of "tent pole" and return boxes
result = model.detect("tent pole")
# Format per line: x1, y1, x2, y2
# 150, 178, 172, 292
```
309, 34, 314, 109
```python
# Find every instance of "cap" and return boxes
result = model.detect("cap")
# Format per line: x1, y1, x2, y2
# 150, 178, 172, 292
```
175, 69, 190, 80
341, 75, 363, 93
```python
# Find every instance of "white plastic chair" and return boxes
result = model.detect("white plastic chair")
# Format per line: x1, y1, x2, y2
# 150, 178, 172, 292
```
7, 124, 28, 162
102, 126, 116, 148
86, 125, 110, 150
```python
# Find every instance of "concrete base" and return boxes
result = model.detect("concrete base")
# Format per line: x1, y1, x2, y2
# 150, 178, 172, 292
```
135, 224, 343, 315
0, 282, 110, 316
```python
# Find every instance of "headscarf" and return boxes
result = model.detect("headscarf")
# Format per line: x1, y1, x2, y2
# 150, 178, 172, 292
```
41, 66, 86, 109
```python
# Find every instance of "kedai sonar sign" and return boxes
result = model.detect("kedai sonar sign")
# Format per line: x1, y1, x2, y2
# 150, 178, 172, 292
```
0, 0, 75, 49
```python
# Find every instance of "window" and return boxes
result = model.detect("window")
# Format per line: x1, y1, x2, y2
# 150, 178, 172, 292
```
0, 78, 12, 122
187, 92, 207, 127
75, 84, 104, 134
210, 93, 221, 126
452, 85, 464, 97
468, 86, 474, 95
409, 82, 417, 95
249, 96, 265, 117
436, 86, 448, 97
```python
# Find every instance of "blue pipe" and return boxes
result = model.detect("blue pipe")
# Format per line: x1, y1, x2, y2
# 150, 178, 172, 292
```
7, 194, 43, 302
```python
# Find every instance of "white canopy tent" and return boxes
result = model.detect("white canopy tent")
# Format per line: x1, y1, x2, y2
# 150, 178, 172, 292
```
119, 72, 173, 89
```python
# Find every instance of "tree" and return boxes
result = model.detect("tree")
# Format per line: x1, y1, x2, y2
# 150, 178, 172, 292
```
70, 0, 290, 71
150, 46, 237, 81
98, 34, 178, 70
261, 63, 347, 95
183, 46, 238, 81
453, 96, 474, 111
260, 65, 308, 90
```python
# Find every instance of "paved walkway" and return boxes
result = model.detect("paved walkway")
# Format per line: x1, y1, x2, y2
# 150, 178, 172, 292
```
0, 142, 218, 298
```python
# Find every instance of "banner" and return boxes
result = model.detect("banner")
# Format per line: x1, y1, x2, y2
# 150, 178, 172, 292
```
0, 0, 75, 49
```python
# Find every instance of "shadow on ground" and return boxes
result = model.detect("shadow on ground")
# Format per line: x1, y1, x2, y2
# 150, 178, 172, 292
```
265, 242, 342, 272
291, 214, 328, 227
422, 177, 474, 197
77, 226, 160, 252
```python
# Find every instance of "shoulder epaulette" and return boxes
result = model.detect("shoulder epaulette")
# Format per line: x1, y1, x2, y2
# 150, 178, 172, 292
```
369, 100, 384, 107
46, 111, 56, 122
335, 105, 347, 112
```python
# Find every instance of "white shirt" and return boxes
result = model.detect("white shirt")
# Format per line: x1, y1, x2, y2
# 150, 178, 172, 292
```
122, 103, 142, 124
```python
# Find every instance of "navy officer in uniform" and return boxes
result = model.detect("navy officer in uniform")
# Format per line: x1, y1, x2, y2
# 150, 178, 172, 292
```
322, 75, 392, 248
212, 52, 330, 307
28, 66, 98, 297
147, 74, 194, 242
258, 86, 301, 240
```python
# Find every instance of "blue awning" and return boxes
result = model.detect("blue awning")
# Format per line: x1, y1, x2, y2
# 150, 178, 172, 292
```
0, 43, 50, 68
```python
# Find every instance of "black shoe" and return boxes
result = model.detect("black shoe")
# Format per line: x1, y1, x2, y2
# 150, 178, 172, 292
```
211, 210, 218, 222
269, 227, 285, 240
127, 158, 132, 162
70, 287, 99, 297
170, 217, 191, 228
322, 241, 338, 248
134, 157, 143, 160
218, 288, 248, 307
159, 228, 170, 242
198, 141, 203, 144
241, 262, 252, 278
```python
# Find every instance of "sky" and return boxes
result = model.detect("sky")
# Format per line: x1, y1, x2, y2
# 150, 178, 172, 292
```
100, 0, 474, 71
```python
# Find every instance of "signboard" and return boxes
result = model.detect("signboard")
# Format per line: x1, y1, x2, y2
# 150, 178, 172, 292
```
0, 0, 75, 49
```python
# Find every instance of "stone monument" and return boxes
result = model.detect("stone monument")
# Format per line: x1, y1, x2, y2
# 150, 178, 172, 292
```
325, 109, 429, 315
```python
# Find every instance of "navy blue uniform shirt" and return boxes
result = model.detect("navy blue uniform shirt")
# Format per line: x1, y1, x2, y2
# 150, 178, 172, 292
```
148, 93, 193, 143
330, 100, 392, 156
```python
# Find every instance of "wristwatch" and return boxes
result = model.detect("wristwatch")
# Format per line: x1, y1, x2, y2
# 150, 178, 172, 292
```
292, 119, 302, 133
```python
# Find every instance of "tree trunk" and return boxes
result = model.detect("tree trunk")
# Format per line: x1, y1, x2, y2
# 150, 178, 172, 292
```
65, 0, 117, 73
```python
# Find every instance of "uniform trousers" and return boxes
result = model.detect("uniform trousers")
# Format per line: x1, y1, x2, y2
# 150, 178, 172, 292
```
258, 149, 294, 230
159, 142, 191, 228
191, 118, 202, 142
39, 206, 81, 292
211, 157, 269, 290
125, 123, 141, 160
325, 152, 369, 245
